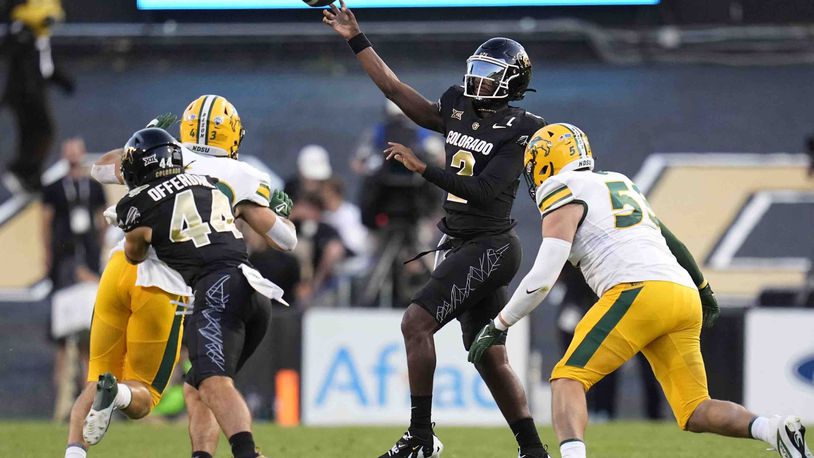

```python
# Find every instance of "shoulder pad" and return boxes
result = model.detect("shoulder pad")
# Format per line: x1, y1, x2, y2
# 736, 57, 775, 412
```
536, 176, 575, 216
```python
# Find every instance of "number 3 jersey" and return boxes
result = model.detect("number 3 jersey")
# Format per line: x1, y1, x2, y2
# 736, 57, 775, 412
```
116, 174, 248, 286
535, 170, 695, 297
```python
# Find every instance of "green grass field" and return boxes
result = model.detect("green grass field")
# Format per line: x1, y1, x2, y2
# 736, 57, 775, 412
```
2, 420, 770, 457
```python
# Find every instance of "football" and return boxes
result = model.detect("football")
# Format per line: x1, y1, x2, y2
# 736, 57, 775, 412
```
303, 0, 335, 6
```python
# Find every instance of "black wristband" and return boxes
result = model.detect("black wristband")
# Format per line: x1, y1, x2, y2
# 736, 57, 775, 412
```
348, 32, 372, 55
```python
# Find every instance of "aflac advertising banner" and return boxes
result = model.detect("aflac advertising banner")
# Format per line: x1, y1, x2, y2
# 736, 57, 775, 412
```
303, 309, 530, 426
745, 309, 814, 423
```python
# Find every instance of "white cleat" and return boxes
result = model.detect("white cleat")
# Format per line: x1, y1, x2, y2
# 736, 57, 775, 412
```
82, 373, 119, 445
775, 416, 813, 458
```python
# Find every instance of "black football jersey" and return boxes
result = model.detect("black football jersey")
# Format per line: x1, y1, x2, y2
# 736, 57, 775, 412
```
116, 174, 248, 286
423, 85, 546, 238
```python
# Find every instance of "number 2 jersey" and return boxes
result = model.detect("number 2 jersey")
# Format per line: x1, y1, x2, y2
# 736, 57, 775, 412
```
116, 174, 248, 286
109, 146, 273, 296
535, 170, 695, 297
422, 85, 546, 238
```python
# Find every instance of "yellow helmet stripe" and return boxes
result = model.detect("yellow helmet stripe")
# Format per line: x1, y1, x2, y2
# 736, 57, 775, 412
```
197, 95, 218, 144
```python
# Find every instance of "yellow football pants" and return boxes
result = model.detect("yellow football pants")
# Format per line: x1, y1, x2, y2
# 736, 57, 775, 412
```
551, 281, 710, 429
87, 251, 185, 407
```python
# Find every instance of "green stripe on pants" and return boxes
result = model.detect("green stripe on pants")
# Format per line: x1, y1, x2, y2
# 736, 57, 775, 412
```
565, 286, 643, 368
151, 303, 184, 395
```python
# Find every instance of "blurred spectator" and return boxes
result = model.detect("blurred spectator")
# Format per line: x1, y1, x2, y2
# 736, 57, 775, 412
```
1, 0, 73, 191
352, 101, 442, 307
42, 138, 105, 295
321, 177, 369, 258
241, 220, 301, 307
41, 137, 106, 421
284, 145, 332, 202
352, 100, 445, 176
289, 192, 346, 306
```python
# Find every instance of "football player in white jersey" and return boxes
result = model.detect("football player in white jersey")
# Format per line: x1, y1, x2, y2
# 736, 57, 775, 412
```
468, 123, 812, 458
64, 95, 297, 458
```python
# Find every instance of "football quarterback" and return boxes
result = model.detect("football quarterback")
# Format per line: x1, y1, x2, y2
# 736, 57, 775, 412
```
325, 2, 548, 457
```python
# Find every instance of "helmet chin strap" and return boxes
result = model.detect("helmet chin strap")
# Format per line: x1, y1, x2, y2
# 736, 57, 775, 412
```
472, 97, 508, 113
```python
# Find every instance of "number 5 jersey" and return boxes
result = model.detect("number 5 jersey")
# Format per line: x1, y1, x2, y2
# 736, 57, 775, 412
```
535, 169, 695, 297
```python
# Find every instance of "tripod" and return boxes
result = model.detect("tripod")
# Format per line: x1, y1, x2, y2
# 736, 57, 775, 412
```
362, 224, 426, 308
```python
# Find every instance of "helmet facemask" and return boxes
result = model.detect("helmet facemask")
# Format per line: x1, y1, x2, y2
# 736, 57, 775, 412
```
522, 151, 553, 203
464, 55, 519, 100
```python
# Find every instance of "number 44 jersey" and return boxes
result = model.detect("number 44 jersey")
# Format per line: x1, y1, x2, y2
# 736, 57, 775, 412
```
535, 170, 695, 297
116, 174, 248, 286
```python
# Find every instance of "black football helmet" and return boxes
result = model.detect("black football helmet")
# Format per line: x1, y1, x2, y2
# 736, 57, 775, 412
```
121, 128, 184, 188
464, 37, 533, 102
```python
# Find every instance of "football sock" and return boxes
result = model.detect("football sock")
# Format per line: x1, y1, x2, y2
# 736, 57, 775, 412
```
510, 417, 544, 449
560, 439, 586, 458
749, 416, 772, 444
114, 383, 132, 410
191, 452, 213, 458
229, 431, 258, 458
65, 444, 87, 458
409, 395, 433, 439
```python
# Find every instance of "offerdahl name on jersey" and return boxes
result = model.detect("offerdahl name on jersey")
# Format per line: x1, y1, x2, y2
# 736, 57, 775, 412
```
146, 174, 214, 202
446, 130, 494, 155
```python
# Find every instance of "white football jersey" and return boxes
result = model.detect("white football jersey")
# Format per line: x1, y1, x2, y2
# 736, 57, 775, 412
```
110, 146, 273, 296
535, 170, 694, 297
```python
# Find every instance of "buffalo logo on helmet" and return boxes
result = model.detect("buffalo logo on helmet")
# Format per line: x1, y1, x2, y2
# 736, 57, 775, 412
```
123, 146, 137, 163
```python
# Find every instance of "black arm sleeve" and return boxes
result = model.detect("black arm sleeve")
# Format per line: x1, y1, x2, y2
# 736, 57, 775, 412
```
421, 143, 524, 206
660, 221, 705, 287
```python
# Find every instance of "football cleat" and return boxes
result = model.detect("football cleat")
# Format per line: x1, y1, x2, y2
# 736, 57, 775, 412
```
378, 429, 444, 458
518, 445, 550, 458
83, 373, 119, 445
775, 416, 813, 458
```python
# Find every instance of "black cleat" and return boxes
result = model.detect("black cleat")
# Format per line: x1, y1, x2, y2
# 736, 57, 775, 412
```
378, 429, 444, 458
518, 445, 550, 458
775, 416, 813, 458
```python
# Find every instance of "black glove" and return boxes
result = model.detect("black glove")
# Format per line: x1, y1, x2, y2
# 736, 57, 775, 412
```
467, 320, 507, 365
699, 282, 719, 329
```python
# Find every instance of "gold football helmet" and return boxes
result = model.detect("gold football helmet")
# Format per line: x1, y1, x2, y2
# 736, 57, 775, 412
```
523, 123, 594, 201
180, 95, 244, 159
11, 0, 64, 37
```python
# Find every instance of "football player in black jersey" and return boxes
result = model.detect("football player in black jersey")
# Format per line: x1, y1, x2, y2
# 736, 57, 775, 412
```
325, 2, 548, 457
115, 128, 286, 458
